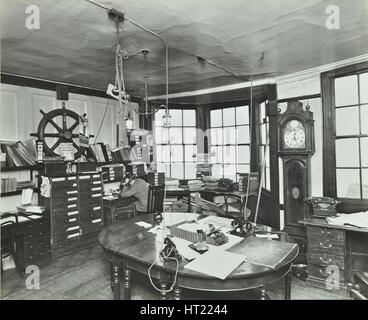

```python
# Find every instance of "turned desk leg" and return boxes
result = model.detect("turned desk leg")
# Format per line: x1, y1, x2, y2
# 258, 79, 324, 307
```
285, 271, 291, 300
260, 287, 268, 300
123, 268, 131, 300
159, 283, 168, 300
112, 262, 121, 300
174, 285, 182, 300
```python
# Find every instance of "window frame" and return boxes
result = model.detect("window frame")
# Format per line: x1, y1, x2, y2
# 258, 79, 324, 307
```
154, 108, 197, 179
321, 61, 368, 210
209, 105, 251, 180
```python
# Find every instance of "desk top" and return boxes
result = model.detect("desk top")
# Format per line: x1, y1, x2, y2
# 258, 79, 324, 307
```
98, 214, 298, 280
298, 218, 368, 234
1, 212, 43, 224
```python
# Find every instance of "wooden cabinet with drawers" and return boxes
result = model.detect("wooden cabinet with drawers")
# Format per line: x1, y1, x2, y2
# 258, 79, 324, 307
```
42, 172, 103, 257
300, 219, 368, 291
306, 225, 346, 288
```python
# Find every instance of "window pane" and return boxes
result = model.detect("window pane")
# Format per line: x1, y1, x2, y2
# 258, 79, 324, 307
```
183, 110, 196, 126
212, 164, 223, 178
362, 169, 368, 199
169, 110, 182, 126
260, 102, 266, 123
183, 127, 196, 144
265, 167, 270, 190
171, 164, 184, 179
237, 125, 249, 144
155, 109, 166, 127
210, 146, 223, 163
335, 75, 358, 107
156, 145, 169, 162
361, 138, 368, 167
336, 169, 360, 198
210, 128, 223, 145
361, 105, 368, 135
170, 145, 183, 162
223, 146, 236, 163
169, 127, 183, 144
237, 164, 249, 174
335, 106, 359, 136
237, 146, 250, 164
335, 138, 360, 167
236, 105, 249, 125
184, 145, 196, 162
155, 127, 168, 144
223, 127, 236, 145
185, 164, 196, 179
223, 108, 235, 126
360, 73, 368, 104
157, 163, 170, 177
260, 123, 268, 144
223, 165, 236, 180
210, 109, 222, 127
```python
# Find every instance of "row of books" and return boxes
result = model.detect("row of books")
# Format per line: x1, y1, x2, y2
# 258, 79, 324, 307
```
0, 140, 37, 167
1, 178, 36, 193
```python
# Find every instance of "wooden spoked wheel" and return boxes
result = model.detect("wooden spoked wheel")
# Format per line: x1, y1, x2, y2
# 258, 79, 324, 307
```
32, 106, 84, 159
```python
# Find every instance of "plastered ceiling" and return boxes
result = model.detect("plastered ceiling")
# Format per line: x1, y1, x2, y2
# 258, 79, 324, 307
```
1, 0, 368, 99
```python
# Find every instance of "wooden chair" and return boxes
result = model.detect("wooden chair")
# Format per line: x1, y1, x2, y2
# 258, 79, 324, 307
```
146, 185, 165, 214
1, 213, 19, 274
349, 272, 368, 300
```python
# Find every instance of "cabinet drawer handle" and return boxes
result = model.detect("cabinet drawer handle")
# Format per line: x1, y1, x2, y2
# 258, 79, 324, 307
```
319, 242, 332, 249
321, 230, 331, 235
319, 257, 332, 264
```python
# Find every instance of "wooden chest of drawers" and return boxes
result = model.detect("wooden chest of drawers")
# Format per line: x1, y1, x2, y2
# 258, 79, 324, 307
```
44, 172, 104, 257
306, 225, 346, 289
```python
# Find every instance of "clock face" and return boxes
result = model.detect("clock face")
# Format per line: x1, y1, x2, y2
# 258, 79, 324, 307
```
283, 120, 306, 149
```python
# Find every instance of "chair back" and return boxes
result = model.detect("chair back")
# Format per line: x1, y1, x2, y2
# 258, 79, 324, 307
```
146, 185, 165, 214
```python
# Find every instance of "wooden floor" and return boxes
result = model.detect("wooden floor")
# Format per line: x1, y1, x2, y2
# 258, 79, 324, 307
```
1, 244, 351, 300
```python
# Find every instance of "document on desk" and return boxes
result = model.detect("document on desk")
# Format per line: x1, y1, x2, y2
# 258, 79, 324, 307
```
162, 212, 199, 227
184, 249, 246, 280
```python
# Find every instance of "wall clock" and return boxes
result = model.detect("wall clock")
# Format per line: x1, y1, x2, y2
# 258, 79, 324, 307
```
278, 100, 315, 263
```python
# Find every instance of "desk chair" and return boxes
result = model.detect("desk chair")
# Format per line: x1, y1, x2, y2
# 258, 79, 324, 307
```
1, 213, 19, 274
146, 185, 165, 214
349, 272, 368, 300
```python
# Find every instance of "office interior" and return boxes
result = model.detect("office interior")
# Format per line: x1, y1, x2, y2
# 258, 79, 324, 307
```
0, 0, 368, 301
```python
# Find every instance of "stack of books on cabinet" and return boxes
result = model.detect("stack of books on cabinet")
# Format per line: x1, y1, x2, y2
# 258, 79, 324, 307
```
196, 153, 212, 178
41, 170, 103, 257
0, 140, 37, 167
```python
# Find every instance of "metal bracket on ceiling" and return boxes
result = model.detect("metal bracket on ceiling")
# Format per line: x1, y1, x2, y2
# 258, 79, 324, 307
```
107, 8, 125, 22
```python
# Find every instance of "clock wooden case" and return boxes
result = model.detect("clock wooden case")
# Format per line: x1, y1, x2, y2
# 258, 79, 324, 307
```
278, 100, 315, 263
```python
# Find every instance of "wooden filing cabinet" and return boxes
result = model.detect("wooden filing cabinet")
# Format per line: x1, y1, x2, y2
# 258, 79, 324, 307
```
306, 225, 346, 288
44, 172, 103, 257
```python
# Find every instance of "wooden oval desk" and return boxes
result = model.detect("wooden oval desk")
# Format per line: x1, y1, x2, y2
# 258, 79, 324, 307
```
98, 214, 299, 300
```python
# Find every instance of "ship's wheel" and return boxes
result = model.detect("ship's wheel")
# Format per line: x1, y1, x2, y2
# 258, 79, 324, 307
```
31, 104, 85, 159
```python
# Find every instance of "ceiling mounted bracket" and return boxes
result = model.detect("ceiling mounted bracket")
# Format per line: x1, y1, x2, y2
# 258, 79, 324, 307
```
107, 8, 125, 22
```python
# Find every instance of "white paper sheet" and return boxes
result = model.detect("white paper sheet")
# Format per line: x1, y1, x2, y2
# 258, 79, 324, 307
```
21, 188, 33, 206
171, 237, 201, 260
196, 215, 234, 228
184, 249, 246, 280
162, 212, 199, 227
135, 221, 153, 228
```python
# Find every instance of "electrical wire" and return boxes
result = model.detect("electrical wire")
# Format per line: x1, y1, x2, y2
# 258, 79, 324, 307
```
94, 98, 110, 143
243, 52, 265, 222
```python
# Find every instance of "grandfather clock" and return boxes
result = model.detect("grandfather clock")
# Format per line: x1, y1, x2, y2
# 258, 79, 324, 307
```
278, 101, 315, 262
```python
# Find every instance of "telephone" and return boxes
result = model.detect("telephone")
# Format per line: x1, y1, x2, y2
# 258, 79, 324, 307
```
160, 237, 182, 262
230, 218, 253, 238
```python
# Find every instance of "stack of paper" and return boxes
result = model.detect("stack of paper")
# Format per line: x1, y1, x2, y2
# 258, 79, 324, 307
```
184, 249, 246, 279
326, 211, 368, 228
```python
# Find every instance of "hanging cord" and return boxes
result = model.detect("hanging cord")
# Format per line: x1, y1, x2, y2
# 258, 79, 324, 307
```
254, 132, 269, 225
243, 53, 265, 221
94, 98, 110, 143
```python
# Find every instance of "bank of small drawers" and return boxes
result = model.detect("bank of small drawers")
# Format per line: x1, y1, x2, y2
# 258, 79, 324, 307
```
49, 173, 103, 256
306, 225, 346, 288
